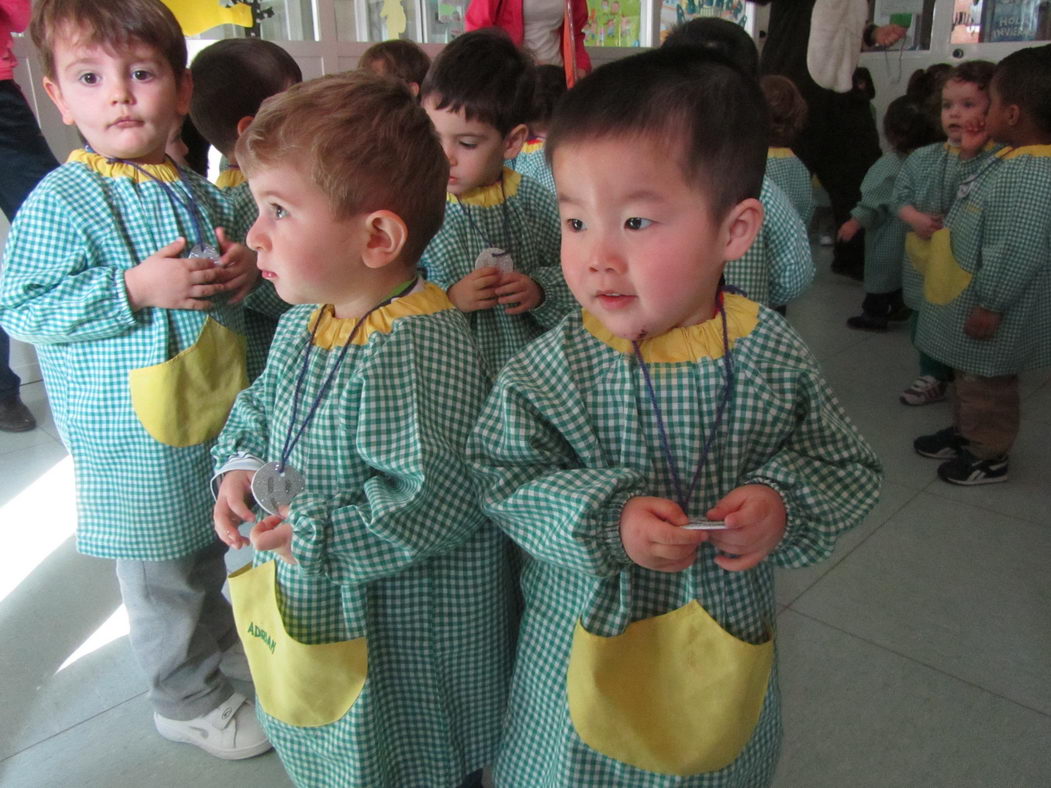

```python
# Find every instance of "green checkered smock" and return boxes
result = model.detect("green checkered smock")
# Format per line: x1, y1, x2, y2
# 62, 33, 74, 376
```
916, 146, 1051, 377
724, 177, 813, 307
219, 178, 290, 382
214, 283, 515, 787
419, 167, 571, 376
507, 138, 557, 194
469, 294, 882, 787
765, 148, 814, 227
0, 150, 247, 560
891, 143, 1001, 309
851, 151, 907, 294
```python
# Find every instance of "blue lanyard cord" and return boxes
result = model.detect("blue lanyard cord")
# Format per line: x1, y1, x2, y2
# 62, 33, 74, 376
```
632, 293, 735, 515
104, 154, 208, 250
278, 277, 419, 472
454, 177, 513, 259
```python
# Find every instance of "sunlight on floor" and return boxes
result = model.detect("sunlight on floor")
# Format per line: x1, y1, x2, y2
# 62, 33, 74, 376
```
0, 454, 76, 604
58, 604, 129, 673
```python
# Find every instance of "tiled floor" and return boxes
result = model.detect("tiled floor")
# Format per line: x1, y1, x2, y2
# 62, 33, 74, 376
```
1, 248, 1049, 787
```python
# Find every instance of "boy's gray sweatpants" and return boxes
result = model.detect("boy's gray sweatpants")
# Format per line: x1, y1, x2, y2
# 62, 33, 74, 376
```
115, 539, 237, 720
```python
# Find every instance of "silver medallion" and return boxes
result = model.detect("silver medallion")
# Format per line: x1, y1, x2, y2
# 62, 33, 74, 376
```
189, 242, 221, 263
683, 518, 729, 531
474, 247, 513, 274
251, 461, 305, 515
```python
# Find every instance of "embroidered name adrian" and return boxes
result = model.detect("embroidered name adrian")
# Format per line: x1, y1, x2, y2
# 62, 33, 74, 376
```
247, 622, 276, 654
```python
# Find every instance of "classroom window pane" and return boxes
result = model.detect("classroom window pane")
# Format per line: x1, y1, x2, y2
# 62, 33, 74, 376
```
657, 0, 749, 45
423, 0, 468, 43
950, 0, 1051, 42
334, 0, 424, 41
177, 0, 317, 41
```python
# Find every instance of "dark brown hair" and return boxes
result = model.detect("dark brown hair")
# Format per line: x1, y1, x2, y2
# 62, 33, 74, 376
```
359, 40, 431, 89
760, 74, 808, 147
31, 0, 185, 79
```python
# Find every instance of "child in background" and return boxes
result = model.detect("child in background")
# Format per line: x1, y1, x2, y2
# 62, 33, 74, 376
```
506, 62, 565, 194
906, 61, 952, 135
469, 48, 881, 786
663, 18, 814, 309
761, 74, 813, 227
211, 72, 515, 787
358, 38, 430, 95
840, 97, 937, 331
913, 45, 1051, 485
420, 28, 571, 375
0, 0, 268, 759
189, 37, 303, 380
894, 60, 994, 405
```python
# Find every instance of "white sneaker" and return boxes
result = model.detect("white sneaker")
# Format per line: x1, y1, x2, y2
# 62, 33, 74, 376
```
220, 641, 253, 683
900, 375, 948, 406
154, 692, 272, 760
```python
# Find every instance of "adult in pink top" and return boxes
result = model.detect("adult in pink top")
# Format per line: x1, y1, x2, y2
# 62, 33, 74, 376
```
466, 0, 591, 76
0, 0, 59, 431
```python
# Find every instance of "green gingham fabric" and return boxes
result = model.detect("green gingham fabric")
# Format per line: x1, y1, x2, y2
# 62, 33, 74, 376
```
468, 296, 882, 786
213, 283, 515, 787
765, 150, 814, 226
0, 152, 246, 560
419, 167, 572, 376
916, 146, 1051, 377
850, 151, 907, 294
724, 177, 813, 307
507, 140, 557, 194
891, 143, 1002, 309
220, 180, 290, 382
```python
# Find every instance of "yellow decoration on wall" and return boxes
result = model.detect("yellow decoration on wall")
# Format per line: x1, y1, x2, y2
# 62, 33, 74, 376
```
161, 0, 254, 36
380, 0, 407, 38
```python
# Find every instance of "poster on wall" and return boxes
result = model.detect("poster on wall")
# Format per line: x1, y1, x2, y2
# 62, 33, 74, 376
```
584, 0, 642, 47
982, 0, 1042, 40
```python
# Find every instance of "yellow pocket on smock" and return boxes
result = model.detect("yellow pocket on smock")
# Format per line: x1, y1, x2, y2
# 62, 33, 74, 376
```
129, 317, 247, 447
228, 561, 368, 728
923, 228, 973, 306
567, 600, 773, 776
905, 232, 931, 276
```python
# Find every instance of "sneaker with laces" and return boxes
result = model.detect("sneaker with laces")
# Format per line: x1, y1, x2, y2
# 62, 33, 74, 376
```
900, 375, 948, 406
154, 692, 271, 760
937, 450, 1008, 486
914, 426, 966, 459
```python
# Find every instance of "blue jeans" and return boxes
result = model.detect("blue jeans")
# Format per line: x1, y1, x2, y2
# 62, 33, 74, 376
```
0, 79, 59, 399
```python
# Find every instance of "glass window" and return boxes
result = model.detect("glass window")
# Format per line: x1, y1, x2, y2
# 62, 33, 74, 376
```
658, 0, 750, 44
175, 0, 317, 41
585, 0, 643, 47
423, 0, 468, 43
951, 0, 1051, 43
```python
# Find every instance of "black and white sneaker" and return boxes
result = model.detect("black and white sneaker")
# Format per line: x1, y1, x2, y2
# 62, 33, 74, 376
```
914, 426, 966, 459
937, 450, 1009, 486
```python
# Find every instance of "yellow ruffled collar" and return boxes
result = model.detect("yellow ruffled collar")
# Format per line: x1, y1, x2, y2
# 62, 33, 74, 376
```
448, 168, 521, 207
767, 147, 796, 159
307, 281, 452, 349
68, 149, 181, 182
583, 292, 760, 362
216, 167, 246, 189
521, 138, 545, 155
1001, 144, 1051, 160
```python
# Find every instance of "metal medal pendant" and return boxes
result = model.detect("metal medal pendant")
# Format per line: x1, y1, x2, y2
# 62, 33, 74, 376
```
189, 242, 221, 263
251, 462, 306, 515
474, 247, 514, 273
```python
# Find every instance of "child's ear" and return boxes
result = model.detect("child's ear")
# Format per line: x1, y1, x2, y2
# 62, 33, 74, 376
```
408, 82, 420, 97
176, 69, 193, 117
361, 210, 409, 269
721, 198, 764, 262
502, 123, 529, 160
1004, 103, 1021, 128
42, 76, 75, 126
236, 115, 255, 137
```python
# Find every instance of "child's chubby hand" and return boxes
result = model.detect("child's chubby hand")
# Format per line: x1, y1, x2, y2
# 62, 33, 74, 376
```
900, 206, 943, 239
704, 484, 787, 571
124, 236, 228, 311
213, 227, 259, 304
214, 469, 256, 550
964, 306, 1002, 340
619, 496, 709, 573
250, 510, 297, 565
447, 266, 502, 312
836, 218, 862, 244
495, 271, 542, 314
